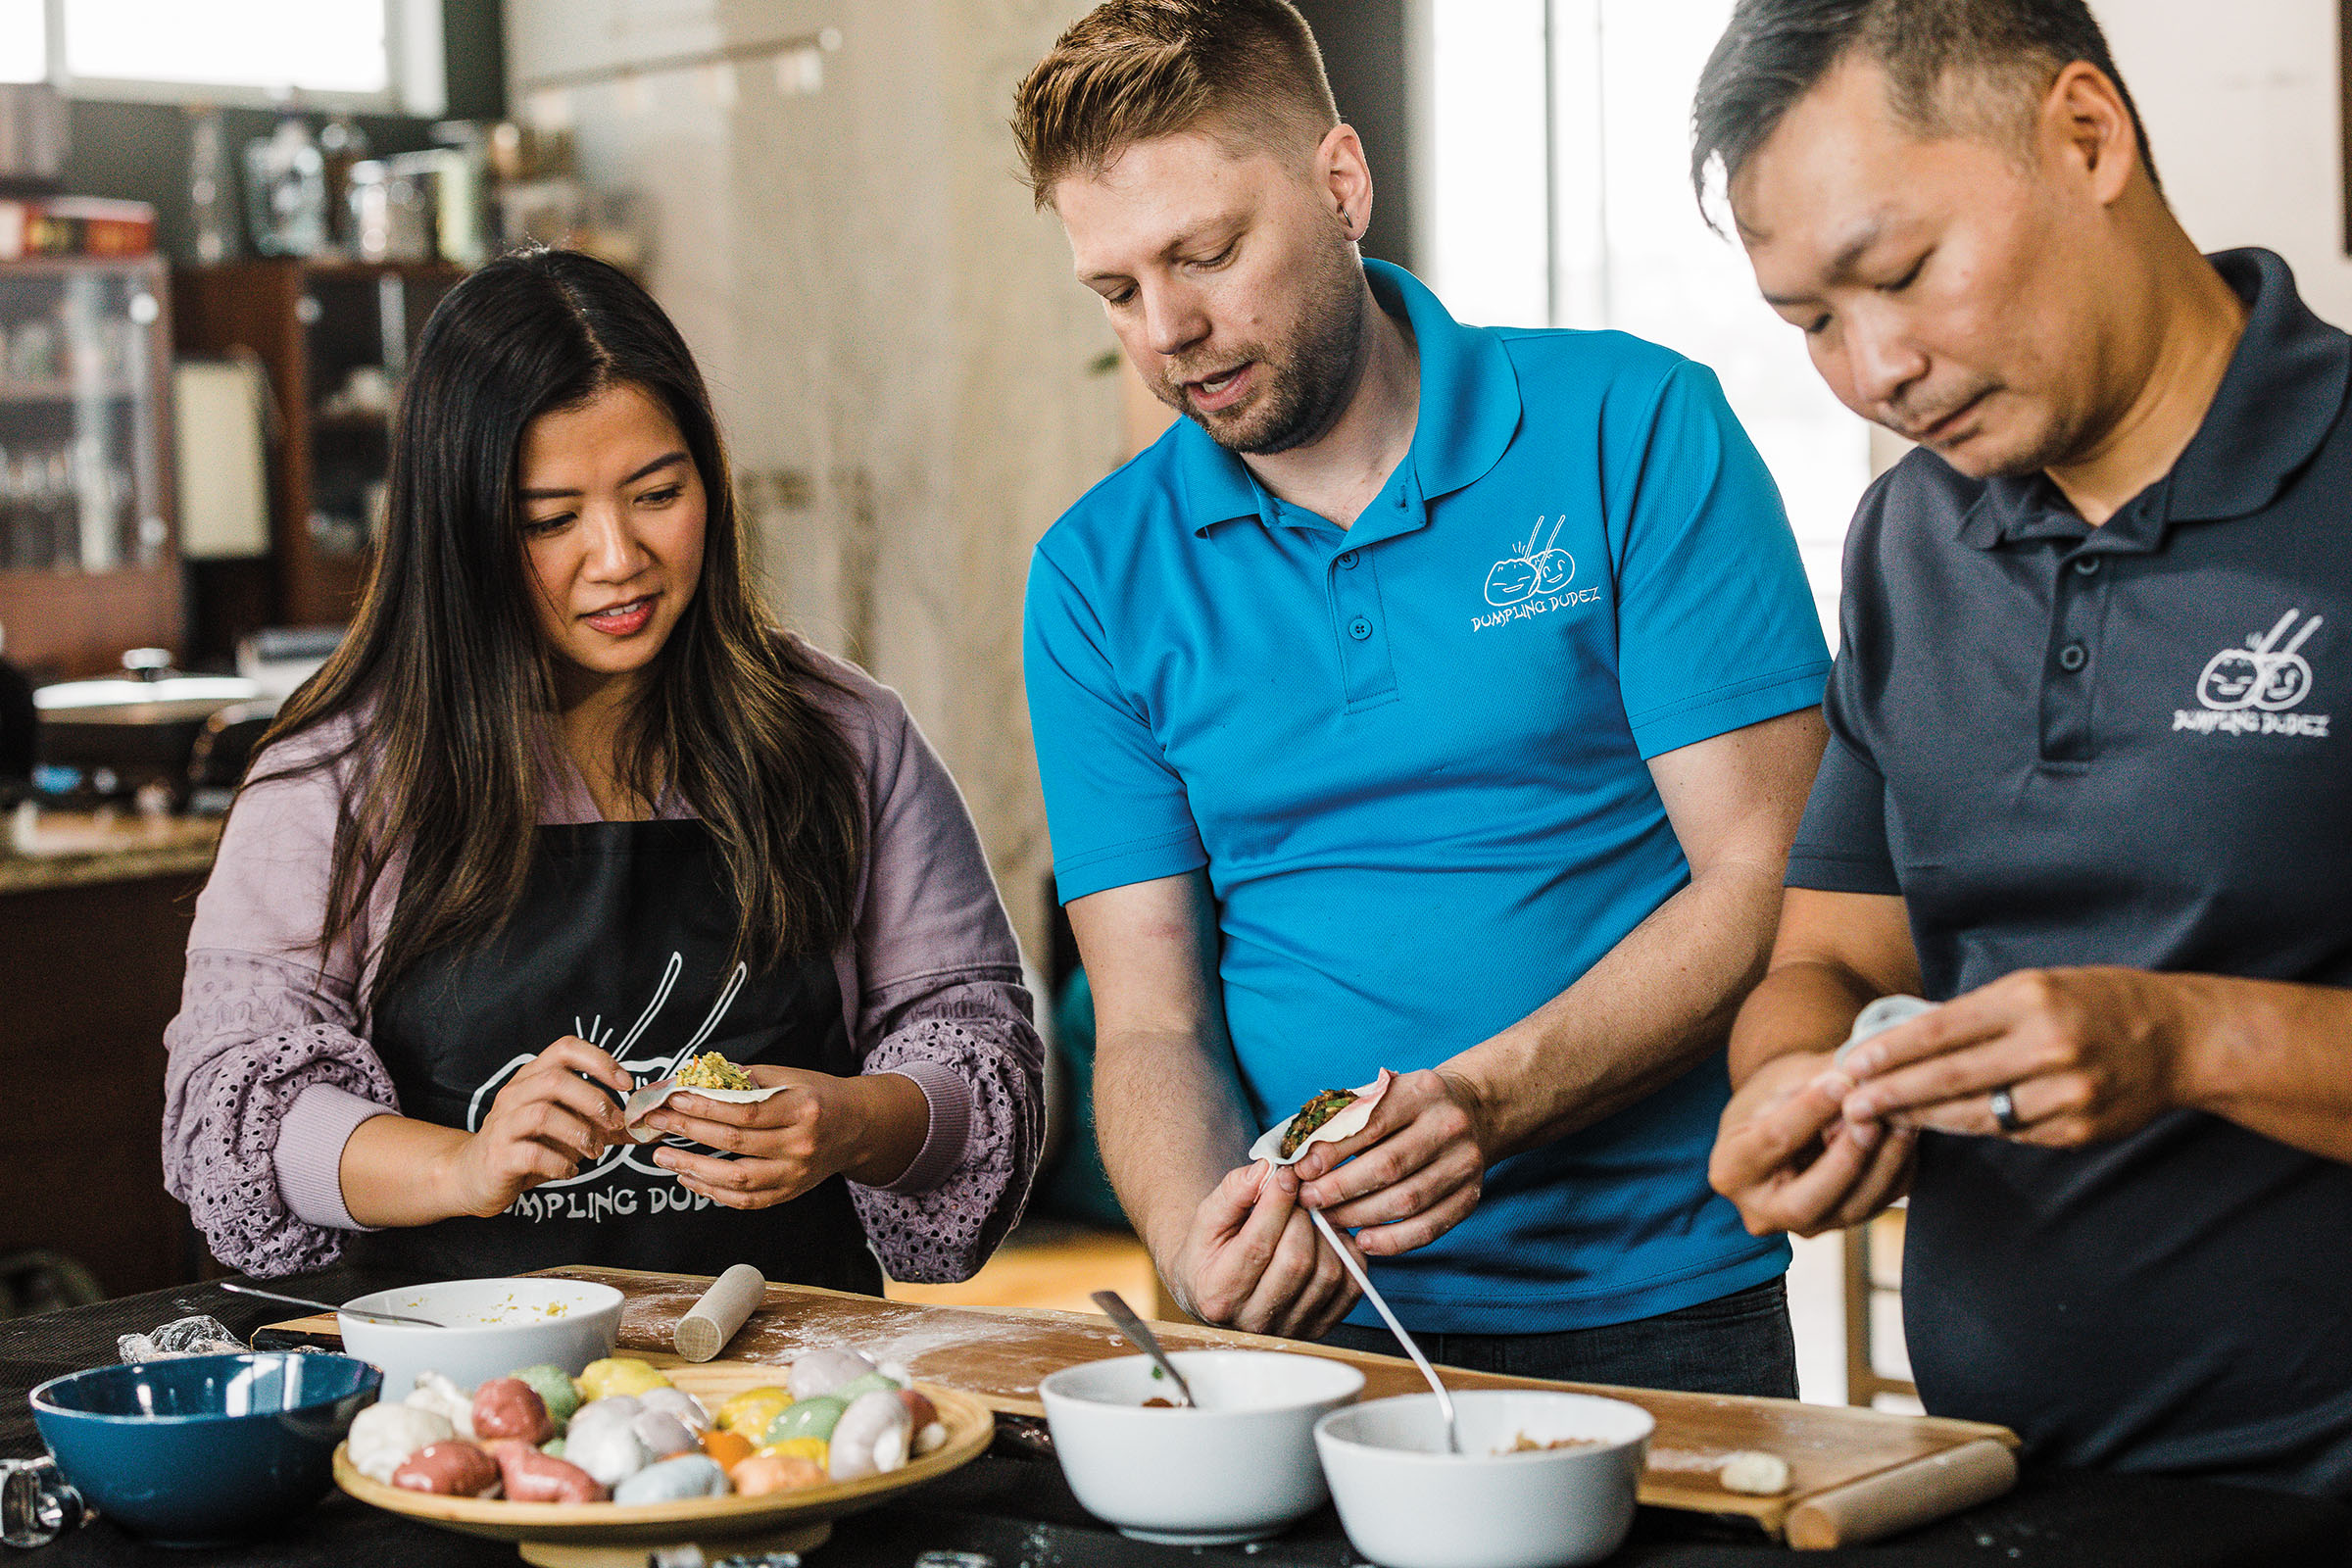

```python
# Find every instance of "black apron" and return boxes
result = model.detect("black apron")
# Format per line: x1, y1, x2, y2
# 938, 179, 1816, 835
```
354, 818, 882, 1295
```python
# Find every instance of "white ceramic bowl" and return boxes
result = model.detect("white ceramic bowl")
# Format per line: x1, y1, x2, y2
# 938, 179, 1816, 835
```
1039, 1349, 1366, 1544
336, 1278, 623, 1401
1314, 1390, 1654, 1568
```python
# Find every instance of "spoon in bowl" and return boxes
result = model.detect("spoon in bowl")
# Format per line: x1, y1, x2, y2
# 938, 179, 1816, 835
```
218, 1281, 445, 1328
1307, 1207, 1461, 1454
1089, 1290, 1196, 1408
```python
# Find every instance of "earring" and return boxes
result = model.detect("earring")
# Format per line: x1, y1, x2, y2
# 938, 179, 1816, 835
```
1339, 207, 1353, 236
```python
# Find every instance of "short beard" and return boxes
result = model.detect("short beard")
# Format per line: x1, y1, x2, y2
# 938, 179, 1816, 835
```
1166, 243, 1369, 457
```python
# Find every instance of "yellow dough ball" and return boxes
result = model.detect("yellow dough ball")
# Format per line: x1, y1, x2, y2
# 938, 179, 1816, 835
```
576, 1357, 673, 1403
714, 1387, 793, 1437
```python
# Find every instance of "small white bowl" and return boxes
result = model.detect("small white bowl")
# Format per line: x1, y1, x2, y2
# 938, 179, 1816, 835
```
1314, 1390, 1654, 1568
1040, 1349, 1365, 1544
336, 1278, 623, 1401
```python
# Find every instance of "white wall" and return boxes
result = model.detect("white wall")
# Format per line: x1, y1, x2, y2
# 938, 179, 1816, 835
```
2106, 0, 2352, 326
505, 0, 1121, 958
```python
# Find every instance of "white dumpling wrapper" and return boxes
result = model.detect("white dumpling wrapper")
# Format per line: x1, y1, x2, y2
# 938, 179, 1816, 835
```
566, 1419, 654, 1487
788, 1347, 879, 1400
1833, 995, 1937, 1070
623, 1074, 786, 1143
405, 1370, 476, 1440
612, 1453, 730, 1503
826, 1390, 912, 1482
1249, 1069, 1396, 1167
348, 1402, 455, 1483
635, 1386, 710, 1433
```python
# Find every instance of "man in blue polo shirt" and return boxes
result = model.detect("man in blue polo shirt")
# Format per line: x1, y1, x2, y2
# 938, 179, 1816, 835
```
1013, 0, 1831, 1389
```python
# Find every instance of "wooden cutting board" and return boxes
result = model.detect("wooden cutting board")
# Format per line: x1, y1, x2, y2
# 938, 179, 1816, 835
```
270, 1264, 2018, 1549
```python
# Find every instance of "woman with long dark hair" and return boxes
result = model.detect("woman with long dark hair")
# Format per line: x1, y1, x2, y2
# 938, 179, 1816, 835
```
162, 250, 1041, 1287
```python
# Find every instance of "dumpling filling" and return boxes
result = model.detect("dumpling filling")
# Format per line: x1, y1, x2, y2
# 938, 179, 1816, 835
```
1279, 1089, 1359, 1160
675, 1053, 757, 1092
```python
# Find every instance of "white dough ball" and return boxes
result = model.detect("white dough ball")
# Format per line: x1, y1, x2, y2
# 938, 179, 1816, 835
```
566, 1420, 653, 1487
630, 1409, 698, 1458
1719, 1450, 1791, 1495
826, 1389, 913, 1482
404, 1371, 476, 1441
635, 1386, 710, 1434
789, 1348, 878, 1400
347, 1402, 455, 1483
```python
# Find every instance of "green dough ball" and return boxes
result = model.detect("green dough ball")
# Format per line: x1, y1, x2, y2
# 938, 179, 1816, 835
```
763, 1396, 848, 1446
511, 1364, 582, 1430
540, 1438, 566, 1459
831, 1372, 903, 1403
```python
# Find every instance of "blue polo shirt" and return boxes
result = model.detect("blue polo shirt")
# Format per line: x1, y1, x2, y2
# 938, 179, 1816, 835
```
1024, 261, 1829, 1334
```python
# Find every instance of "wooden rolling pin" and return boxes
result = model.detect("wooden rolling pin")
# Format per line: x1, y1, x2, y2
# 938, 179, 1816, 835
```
672, 1263, 766, 1362
1784, 1437, 2019, 1549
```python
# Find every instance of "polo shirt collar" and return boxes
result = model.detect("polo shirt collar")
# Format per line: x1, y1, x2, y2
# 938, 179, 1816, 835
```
1174, 258, 1522, 537
1960, 248, 2351, 552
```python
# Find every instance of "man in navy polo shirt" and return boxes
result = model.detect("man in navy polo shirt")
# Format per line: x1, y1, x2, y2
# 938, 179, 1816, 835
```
1011, 0, 1831, 1391
1697, 0, 2352, 1493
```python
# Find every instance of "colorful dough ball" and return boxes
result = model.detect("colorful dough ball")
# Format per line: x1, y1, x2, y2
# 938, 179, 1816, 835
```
348, 1402, 455, 1484
700, 1428, 755, 1472
713, 1386, 792, 1436
612, 1453, 731, 1504
469, 1377, 554, 1445
392, 1440, 501, 1498
830, 1371, 904, 1403
787, 1348, 877, 1401
484, 1438, 607, 1503
763, 1396, 848, 1446
758, 1437, 829, 1470
731, 1453, 827, 1496
577, 1357, 672, 1402
508, 1363, 582, 1429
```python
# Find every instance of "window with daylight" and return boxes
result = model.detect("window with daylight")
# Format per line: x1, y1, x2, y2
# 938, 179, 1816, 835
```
12, 0, 405, 103
1428, 0, 1874, 638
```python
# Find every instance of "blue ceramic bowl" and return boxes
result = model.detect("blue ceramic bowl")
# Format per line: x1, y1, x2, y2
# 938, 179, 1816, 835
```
30, 1352, 380, 1545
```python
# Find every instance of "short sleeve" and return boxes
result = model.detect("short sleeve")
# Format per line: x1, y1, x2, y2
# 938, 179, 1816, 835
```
1786, 731, 1900, 894
1023, 545, 1208, 903
1604, 360, 1833, 759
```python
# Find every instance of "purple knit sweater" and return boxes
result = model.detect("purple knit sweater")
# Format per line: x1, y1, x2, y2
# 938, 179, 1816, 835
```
161, 653, 1044, 1282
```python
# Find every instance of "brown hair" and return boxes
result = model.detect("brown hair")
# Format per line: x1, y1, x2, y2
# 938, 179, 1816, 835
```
1012, 0, 1340, 207
253, 249, 865, 1010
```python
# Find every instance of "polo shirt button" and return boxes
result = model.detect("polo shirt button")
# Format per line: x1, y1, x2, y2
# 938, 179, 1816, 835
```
1338, 551, 1360, 569
1348, 616, 1374, 641
2073, 556, 2101, 576
2058, 642, 2088, 672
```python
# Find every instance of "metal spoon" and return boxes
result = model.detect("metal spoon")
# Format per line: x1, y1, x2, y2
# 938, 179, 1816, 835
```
218, 1281, 445, 1328
1308, 1208, 1461, 1454
1089, 1290, 1196, 1408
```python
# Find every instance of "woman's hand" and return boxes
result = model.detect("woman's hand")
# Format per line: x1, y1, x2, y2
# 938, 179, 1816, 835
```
638, 1066, 929, 1208
438, 1036, 633, 1218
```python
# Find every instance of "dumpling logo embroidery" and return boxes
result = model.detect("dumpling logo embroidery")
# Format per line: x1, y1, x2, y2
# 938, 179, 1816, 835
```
2176, 609, 2330, 738
1474, 517, 1599, 630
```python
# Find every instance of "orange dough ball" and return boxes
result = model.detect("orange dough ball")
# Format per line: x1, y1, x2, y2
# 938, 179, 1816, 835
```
701, 1428, 756, 1472
731, 1453, 827, 1496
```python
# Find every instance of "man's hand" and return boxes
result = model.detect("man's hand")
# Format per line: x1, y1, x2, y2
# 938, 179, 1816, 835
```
1293, 1068, 1492, 1257
1165, 1160, 1361, 1339
1837, 967, 2193, 1147
1709, 1050, 1916, 1237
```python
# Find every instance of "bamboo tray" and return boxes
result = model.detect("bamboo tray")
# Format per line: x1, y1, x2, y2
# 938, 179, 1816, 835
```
330, 1376, 993, 1567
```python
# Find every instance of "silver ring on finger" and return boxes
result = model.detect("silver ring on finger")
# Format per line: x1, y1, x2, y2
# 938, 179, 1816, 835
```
1988, 1086, 2025, 1136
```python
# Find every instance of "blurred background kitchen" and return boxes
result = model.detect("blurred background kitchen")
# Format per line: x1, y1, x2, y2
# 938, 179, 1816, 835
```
1, 0, 2339, 1413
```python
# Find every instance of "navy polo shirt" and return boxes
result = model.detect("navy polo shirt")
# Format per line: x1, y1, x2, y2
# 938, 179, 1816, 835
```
1790, 249, 2352, 1496
1025, 261, 1830, 1334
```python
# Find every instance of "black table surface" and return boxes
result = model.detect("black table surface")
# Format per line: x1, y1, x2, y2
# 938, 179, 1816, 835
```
4, 1270, 2346, 1567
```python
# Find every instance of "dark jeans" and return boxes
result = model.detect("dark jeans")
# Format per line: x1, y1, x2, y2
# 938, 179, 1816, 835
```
1320, 1277, 1799, 1398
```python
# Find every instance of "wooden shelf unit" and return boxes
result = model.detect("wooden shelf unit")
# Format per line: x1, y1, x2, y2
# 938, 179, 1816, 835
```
172, 259, 462, 637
